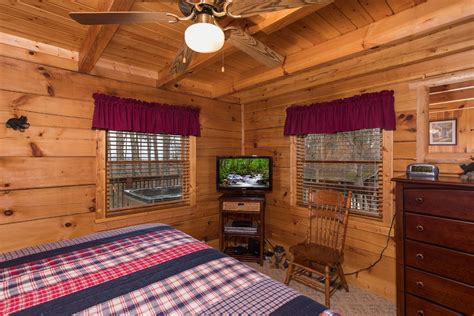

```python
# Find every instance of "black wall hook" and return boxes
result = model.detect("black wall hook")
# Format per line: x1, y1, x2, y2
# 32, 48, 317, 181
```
6, 116, 30, 132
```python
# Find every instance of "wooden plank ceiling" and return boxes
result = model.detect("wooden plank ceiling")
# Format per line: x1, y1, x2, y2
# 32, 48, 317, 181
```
1, 0, 425, 100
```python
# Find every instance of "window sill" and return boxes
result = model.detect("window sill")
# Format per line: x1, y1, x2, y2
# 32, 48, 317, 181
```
95, 203, 196, 224
295, 203, 382, 220
348, 210, 383, 220
291, 204, 387, 228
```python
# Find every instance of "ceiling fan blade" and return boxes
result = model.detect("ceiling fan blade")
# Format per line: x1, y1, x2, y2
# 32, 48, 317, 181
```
169, 44, 194, 75
227, 29, 283, 67
229, 0, 332, 17
178, 0, 194, 16
69, 11, 175, 25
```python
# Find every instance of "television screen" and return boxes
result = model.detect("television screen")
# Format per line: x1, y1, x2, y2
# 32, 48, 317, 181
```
217, 156, 272, 191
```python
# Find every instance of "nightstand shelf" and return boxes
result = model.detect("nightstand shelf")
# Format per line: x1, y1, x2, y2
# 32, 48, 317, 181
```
223, 232, 260, 238
223, 249, 260, 261
219, 194, 265, 265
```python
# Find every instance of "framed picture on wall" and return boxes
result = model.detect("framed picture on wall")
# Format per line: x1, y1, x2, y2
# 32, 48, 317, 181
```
429, 119, 457, 145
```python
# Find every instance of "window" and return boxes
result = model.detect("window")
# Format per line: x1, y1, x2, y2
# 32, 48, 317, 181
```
296, 128, 383, 217
412, 73, 474, 164
105, 131, 192, 217
427, 80, 473, 156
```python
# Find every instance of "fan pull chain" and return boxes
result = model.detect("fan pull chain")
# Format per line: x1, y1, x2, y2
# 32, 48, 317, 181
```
221, 52, 225, 73
183, 56, 187, 64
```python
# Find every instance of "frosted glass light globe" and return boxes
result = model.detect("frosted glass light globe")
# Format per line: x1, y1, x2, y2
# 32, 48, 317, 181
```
184, 22, 225, 53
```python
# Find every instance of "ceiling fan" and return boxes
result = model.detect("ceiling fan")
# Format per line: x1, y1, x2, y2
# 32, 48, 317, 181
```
69, 0, 330, 75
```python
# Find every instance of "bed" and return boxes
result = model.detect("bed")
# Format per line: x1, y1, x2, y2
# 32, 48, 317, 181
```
0, 224, 336, 315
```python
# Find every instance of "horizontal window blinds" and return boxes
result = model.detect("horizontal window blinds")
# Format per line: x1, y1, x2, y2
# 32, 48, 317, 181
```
106, 131, 190, 216
297, 129, 383, 217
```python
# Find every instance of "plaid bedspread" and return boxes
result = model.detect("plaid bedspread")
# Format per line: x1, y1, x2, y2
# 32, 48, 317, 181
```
0, 224, 335, 316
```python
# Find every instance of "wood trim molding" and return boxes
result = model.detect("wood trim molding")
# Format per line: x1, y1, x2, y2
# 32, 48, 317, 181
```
382, 130, 394, 226
289, 136, 297, 207
95, 130, 107, 220
95, 204, 196, 225
189, 136, 197, 207
415, 86, 429, 163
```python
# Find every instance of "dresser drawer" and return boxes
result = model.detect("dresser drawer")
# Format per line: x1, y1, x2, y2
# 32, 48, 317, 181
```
405, 240, 474, 285
405, 213, 474, 253
404, 189, 474, 221
405, 267, 474, 314
222, 201, 260, 212
406, 294, 462, 316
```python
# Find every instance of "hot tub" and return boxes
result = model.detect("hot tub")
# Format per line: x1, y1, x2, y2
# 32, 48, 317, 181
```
123, 186, 182, 205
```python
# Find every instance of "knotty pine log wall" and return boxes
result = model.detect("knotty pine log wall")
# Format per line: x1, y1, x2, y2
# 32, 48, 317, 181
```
0, 21, 472, 302
0, 55, 241, 253
243, 25, 473, 301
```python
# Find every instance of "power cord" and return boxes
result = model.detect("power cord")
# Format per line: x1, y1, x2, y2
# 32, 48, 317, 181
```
264, 213, 396, 276
344, 213, 396, 277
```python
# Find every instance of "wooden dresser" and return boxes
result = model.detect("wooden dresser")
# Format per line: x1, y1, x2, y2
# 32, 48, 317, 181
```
392, 177, 474, 315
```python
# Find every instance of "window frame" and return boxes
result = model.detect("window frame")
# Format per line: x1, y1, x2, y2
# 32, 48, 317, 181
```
410, 70, 474, 164
95, 130, 196, 221
290, 130, 393, 223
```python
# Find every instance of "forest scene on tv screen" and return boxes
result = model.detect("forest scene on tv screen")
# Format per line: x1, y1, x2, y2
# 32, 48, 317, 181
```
219, 158, 270, 189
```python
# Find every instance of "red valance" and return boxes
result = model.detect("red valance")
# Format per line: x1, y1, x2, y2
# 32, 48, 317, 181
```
284, 90, 396, 135
91, 93, 200, 136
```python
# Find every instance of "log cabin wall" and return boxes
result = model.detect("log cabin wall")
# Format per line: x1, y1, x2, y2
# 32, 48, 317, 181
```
0, 11, 472, 303
242, 21, 474, 301
0, 50, 241, 253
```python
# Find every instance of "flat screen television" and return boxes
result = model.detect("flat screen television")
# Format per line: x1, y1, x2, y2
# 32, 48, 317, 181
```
217, 156, 272, 193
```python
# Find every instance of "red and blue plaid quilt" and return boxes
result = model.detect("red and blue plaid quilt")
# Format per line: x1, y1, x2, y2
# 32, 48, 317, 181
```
0, 224, 336, 315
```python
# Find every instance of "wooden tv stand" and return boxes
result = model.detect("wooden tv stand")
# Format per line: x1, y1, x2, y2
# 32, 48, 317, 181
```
219, 194, 265, 265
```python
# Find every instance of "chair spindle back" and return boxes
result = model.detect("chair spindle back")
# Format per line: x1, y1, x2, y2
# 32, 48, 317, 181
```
306, 190, 352, 255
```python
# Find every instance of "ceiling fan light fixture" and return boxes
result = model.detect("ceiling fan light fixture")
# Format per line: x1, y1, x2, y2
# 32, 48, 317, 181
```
185, 14, 224, 53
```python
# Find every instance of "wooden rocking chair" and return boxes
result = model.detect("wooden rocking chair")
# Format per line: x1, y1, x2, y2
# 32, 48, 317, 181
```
284, 189, 352, 308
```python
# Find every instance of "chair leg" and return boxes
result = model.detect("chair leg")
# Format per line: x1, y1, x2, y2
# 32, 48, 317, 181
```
324, 265, 331, 308
337, 264, 349, 292
284, 262, 294, 285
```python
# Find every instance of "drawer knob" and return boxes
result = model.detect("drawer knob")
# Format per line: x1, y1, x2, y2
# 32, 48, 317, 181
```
416, 281, 424, 288
3, 209, 14, 216
417, 310, 425, 316
415, 197, 424, 203
416, 225, 424, 232
416, 253, 424, 260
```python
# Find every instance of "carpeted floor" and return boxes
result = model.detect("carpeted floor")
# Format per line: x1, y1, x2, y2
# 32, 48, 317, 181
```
245, 262, 396, 316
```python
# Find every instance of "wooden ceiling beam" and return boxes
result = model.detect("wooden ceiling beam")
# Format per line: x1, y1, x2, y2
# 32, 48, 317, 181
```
155, 1, 333, 87
214, 0, 474, 98
78, 0, 136, 73
229, 21, 474, 103
248, 5, 327, 35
